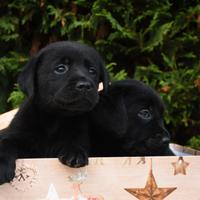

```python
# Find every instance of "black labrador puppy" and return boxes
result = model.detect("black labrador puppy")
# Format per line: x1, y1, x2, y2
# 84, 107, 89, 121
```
90, 79, 174, 157
0, 41, 109, 184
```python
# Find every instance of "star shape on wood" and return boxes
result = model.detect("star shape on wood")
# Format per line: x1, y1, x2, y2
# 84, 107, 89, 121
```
44, 184, 61, 200
125, 169, 176, 200
38, 183, 67, 200
40, 182, 103, 200
171, 157, 189, 175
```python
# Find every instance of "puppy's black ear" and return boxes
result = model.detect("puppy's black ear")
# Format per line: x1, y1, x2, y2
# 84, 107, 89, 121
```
18, 55, 39, 98
99, 63, 109, 92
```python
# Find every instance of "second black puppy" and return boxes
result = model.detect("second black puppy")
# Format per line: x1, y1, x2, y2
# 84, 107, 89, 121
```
0, 41, 108, 184
90, 80, 174, 157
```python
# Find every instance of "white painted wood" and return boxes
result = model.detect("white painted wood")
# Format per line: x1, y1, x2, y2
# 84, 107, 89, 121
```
0, 157, 199, 199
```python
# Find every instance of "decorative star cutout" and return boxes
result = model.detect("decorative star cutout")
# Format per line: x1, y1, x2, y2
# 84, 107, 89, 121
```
171, 157, 189, 175
125, 169, 176, 200
44, 184, 61, 200
40, 184, 67, 200
40, 183, 103, 200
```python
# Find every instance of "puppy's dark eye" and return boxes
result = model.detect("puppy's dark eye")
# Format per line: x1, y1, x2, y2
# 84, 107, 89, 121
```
54, 64, 69, 75
88, 67, 96, 75
138, 109, 152, 120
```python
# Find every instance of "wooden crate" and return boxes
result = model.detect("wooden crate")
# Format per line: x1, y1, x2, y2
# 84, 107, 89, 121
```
0, 109, 18, 130
0, 156, 199, 199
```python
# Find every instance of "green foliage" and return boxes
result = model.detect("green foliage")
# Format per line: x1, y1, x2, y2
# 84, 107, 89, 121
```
7, 84, 25, 108
0, 51, 27, 113
0, 0, 200, 146
106, 62, 128, 81
187, 136, 200, 150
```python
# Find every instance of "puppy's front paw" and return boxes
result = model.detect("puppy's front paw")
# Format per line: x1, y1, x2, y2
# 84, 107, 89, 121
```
58, 147, 88, 168
0, 159, 16, 185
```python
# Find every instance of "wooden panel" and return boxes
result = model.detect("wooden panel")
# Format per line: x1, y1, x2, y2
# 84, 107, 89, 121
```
0, 156, 199, 199
0, 109, 18, 130
170, 143, 200, 155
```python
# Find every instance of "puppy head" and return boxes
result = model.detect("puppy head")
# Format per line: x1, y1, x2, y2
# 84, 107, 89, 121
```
113, 80, 172, 156
18, 41, 109, 114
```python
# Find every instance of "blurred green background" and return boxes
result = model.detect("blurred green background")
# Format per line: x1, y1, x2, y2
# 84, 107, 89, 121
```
0, 0, 200, 149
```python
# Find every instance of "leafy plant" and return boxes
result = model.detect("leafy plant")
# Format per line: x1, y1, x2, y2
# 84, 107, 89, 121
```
0, 0, 200, 146
8, 84, 25, 108
187, 136, 200, 150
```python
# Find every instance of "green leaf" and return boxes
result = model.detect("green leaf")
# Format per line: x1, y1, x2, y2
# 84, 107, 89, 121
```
7, 85, 25, 108
143, 22, 173, 52
161, 53, 176, 69
187, 136, 200, 150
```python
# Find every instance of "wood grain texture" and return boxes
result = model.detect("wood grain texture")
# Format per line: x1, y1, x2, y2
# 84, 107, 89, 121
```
0, 109, 18, 130
0, 157, 199, 199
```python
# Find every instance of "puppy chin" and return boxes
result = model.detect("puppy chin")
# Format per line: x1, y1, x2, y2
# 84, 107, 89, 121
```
53, 95, 99, 115
122, 140, 167, 156
145, 138, 169, 150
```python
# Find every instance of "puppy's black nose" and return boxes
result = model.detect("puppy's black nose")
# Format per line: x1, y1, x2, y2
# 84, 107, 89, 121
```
162, 136, 170, 144
75, 81, 92, 91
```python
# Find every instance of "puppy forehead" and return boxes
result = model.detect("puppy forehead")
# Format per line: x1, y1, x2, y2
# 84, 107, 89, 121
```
39, 45, 100, 69
125, 91, 164, 114
42, 47, 83, 61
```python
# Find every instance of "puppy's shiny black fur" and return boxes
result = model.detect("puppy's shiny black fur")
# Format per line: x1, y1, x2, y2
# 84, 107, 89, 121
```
0, 41, 109, 184
90, 80, 174, 157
